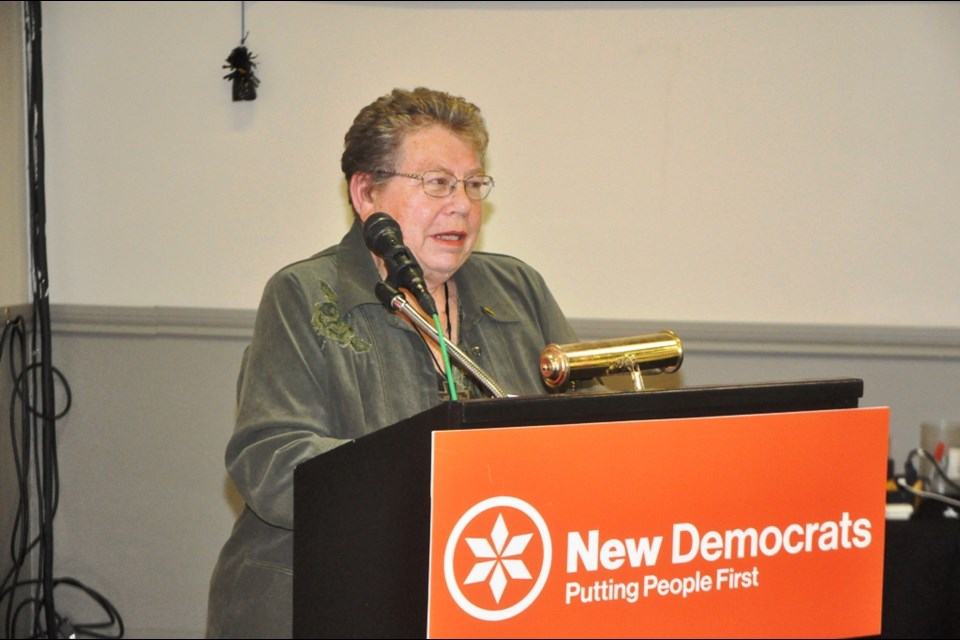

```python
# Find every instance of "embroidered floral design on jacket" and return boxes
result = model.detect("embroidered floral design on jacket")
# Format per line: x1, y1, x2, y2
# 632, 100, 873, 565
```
311, 280, 371, 352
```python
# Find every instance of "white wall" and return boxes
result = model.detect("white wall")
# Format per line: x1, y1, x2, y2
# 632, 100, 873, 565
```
39, 1, 960, 327
1, 0, 28, 307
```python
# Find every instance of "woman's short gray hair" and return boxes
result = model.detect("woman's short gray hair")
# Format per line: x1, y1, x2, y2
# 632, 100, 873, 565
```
341, 87, 489, 206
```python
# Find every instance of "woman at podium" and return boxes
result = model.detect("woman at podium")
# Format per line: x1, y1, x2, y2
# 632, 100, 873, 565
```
205, 87, 587, 638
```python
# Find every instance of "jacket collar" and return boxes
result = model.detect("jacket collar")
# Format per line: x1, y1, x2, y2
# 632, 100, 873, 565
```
334, 219, 387, 313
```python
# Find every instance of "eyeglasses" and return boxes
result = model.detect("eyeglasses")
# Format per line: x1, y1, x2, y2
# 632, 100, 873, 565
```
375, 169, 495, 201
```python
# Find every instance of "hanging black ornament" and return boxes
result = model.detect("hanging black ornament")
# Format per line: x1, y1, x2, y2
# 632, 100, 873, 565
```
223, 45, 259, 102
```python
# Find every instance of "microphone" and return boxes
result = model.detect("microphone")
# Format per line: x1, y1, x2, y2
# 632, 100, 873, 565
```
363, 212, 437, 316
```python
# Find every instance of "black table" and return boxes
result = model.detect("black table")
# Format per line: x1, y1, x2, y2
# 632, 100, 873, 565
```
880, 507, 960, 638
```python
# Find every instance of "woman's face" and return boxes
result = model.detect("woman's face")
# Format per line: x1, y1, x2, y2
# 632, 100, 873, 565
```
359, 125, 485, 290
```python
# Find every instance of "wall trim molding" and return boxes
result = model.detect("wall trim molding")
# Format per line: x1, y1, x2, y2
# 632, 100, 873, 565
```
571, 318, 960, 360
46, 304, 960, 360
50, 304, 257, 339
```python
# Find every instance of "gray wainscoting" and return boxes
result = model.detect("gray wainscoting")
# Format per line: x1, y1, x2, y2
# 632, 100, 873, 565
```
1, 304, 957, 638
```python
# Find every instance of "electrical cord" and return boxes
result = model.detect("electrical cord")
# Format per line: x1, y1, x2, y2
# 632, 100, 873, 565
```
896, 478, 960, 510
1, 314, 124, 639
2, 578, 124, 640
898, 446, 960, 510
0, 3, 125, 637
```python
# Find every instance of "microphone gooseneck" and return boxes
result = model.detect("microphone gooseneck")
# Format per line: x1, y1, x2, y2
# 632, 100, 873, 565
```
363, 212, 437, 316
375, 282, 508, 398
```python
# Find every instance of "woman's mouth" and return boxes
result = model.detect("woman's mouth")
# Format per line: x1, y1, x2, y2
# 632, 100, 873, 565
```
433, 232, 466, 244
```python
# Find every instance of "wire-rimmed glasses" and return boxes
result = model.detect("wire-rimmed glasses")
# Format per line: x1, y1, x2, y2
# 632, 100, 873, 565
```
375, 169, 494, 201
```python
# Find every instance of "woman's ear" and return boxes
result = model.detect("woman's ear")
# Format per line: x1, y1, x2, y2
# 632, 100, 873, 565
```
349, 172, 377, 223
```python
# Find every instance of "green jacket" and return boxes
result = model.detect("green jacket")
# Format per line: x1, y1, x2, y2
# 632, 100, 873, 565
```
206, 220, 582, 638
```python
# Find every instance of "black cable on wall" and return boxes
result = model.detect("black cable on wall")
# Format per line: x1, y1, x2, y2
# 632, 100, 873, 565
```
0, 3, 123, 638
24, 0, 57, 635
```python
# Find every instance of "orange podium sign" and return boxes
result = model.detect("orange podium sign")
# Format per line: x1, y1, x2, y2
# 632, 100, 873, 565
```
427, 407, 888, 638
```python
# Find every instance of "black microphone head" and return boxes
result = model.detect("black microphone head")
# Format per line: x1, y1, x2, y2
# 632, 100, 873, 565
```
363, 212, 402, 254
361, 211, 437, 315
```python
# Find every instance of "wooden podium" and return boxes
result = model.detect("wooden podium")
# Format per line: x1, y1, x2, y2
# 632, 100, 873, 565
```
293, 378, 877, 638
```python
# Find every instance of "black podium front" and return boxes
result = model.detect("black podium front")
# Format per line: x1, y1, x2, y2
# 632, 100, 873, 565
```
293, 378, 864, 638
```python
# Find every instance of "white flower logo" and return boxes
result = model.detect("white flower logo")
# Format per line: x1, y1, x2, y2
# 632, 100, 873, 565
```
443, 496, 552, 621
463, 513, 533, 602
